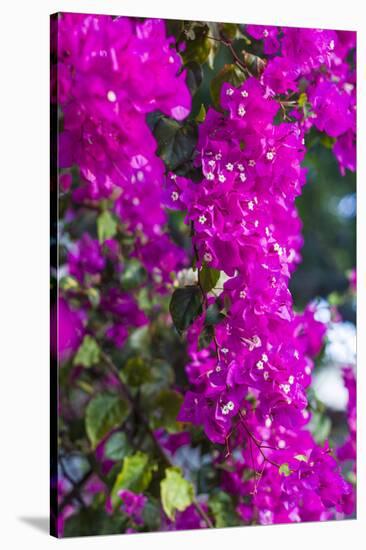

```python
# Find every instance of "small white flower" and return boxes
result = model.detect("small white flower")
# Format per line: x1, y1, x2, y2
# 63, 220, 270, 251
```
278, 439, 286, 449
170, 173, 177, 180
107, 90, 117, 102
226, 88, 234, 96
263, 371, 269, 380
254, 220, 259, 228
215, 365, 221, 372
238, 105, 246, 117
252, 335, 261, 347
221, 405, 229, 415
263, 29, 269, 38
227, 400, 234, 411
206, 172, 214, 181
241, 90, 249, 98
266, 151, 275, 161
221, 348, 229, 354
239, 173, 247, 182
344, 83, 354, 94
208, 159, 216, 167
171, 191, 179, 201
237, 163, 244, 171
256, 361, 264, 370
265, 417, 272, 428
198, 214, 207, 224
329, 39, 335, 51
215, 153, 222, 160
262, 354, 268, 362
274, 243, 280, 251
218, 174, 226, 183
294, 350, 299, 360
204, 252, 213, 263
226, 163, 234, 171
248, 159, 256, 167
281, 384, 291, 394
288, 375, 295, 385
240, 290, 246, 299
248, 201, 254, 211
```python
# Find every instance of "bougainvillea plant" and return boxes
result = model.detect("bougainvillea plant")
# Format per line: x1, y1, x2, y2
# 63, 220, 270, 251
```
50, 13, 356, 537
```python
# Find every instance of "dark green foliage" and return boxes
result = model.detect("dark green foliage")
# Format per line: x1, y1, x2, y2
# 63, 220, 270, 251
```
169, 286, 203, 334
154, 116, 198, 173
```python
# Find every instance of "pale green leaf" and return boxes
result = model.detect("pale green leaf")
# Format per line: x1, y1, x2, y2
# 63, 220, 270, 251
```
73, 335, 100, 368
85, 393, 130, 448
160, 467, 194, 520
111, 452, 156, 508
97, 210, 118, 243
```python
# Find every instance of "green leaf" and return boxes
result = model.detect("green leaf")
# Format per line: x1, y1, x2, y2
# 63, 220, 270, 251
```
140, 360, 175, 399
63, 508, 126, 537
120, 259, 146, 290
97, 210, 118, 243
182, 24, 212, 65
294, 454, 308, 463
210, 64, 246, 109
111, 452, 156, 508
141, 498, 162, 531
150, 390, 183, 433
195, 103, 206, 123
219, 23, 238, 41
86, 287, 100, 308
105, 432, 132, 461
328, 291, 343, 306
59, 275, 79, 291
73, 335, 101, 368
160, 467, 194, 520
198, 324, 214, 350
154, 117, 197, 172
85, 393, 130, 449
169, 286, 203, 334
242, 52, 267, 77
123, 356, 152, 387
205, 301, 226, 326
185, 61, 203, 96
279, 463, 292, 476
200, 264, 220, 293
209, 491, 240, 528
298, 92, 308, 108
320, 134, 336, 149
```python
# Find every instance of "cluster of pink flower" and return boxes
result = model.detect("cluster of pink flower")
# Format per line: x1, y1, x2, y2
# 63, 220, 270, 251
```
248, 26, 356, 175
54, 13, 192, 357
54, 13, 190, 292
166, 38, 355, 520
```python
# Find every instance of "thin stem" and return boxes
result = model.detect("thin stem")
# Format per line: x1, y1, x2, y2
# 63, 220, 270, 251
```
238, 412, 281, 469
207, 35, 251, 75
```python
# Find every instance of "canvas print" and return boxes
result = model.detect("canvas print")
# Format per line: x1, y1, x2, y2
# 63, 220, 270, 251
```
50, 12, 356, 538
